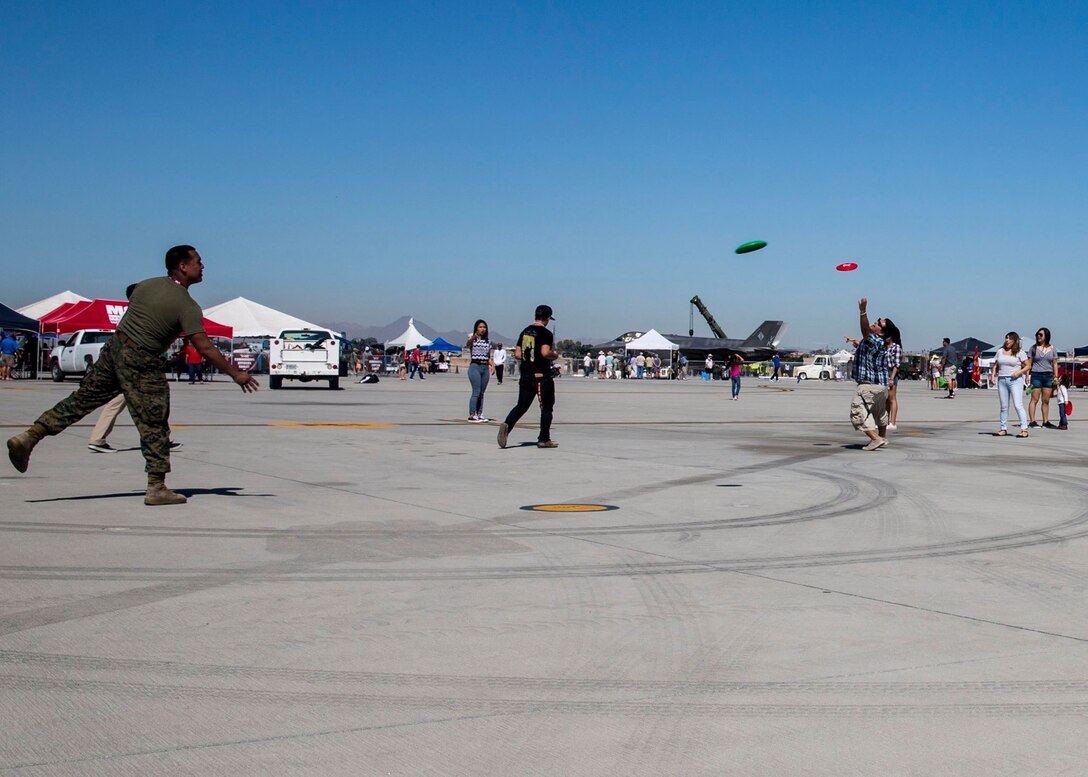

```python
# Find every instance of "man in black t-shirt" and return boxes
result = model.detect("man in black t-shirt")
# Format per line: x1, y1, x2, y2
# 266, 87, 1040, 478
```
498, 304, 559, 449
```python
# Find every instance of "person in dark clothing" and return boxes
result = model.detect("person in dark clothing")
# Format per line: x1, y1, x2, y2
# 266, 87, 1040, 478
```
497, 305, 559, 449
961, 354, 974, 389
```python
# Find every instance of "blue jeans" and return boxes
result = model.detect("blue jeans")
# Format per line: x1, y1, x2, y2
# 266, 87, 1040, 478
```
997, 376, 1027, 431
468, 363, 490, 416
731, 375, 741, 398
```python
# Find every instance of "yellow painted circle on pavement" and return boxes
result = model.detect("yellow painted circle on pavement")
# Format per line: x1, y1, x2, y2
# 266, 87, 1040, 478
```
521, 504, 618, 513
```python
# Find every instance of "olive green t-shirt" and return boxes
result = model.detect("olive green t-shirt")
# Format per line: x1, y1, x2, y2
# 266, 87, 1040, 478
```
116, 277, 205, 353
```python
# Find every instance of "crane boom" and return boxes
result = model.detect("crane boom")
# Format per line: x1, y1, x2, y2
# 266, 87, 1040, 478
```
689, 295, 726, 338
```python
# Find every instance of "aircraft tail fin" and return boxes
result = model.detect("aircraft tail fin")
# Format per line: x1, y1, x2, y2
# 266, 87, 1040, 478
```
741, 321, 787, 349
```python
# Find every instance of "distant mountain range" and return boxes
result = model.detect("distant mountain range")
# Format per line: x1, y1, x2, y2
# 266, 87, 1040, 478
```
323, 316, 518, 346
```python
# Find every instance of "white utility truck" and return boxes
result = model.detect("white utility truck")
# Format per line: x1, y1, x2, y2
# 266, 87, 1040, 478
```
268, 329, 341, 389
49, 330, 114, 382
793, 354, 839, 381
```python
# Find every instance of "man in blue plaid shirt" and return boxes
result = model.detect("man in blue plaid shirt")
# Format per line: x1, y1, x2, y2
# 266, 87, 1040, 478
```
847, 298, 891, 451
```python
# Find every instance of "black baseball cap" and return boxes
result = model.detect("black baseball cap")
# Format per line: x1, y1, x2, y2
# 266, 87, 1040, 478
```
535, 304, 555, 320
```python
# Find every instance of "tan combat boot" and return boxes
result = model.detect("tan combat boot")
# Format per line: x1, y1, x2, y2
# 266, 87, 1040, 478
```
7, 431, 41, 473
144, 474, 187, 506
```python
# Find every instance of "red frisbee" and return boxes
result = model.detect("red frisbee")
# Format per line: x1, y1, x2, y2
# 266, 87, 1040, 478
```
836, 262, 858, 272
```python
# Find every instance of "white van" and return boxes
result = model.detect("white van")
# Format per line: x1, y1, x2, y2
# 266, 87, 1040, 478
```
977, 351, 997, 389
268, 329, 342, 389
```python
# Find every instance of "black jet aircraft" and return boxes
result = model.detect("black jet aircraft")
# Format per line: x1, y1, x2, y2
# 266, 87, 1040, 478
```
592, 320, 789, 362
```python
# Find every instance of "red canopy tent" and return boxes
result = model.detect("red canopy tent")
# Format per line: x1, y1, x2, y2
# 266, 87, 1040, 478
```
37, 301, 83, 325
38, 299, 233, 338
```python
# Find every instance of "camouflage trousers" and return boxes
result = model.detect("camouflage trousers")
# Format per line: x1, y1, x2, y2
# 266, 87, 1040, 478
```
33, 337, 172, 474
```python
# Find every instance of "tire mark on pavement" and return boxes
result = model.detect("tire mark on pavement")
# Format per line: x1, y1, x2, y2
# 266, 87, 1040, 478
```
2, 675, 1085, 717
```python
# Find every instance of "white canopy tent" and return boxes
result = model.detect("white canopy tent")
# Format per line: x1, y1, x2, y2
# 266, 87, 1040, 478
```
385, 318, 433, 350
832, 348, 854, 364
17, 290, 90, 320
624, 328, 678, 377
203, 297, 323, 338
623, 329, 678, 352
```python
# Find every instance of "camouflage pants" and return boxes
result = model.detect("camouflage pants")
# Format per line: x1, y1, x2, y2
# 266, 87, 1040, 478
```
34, 337, 172, 473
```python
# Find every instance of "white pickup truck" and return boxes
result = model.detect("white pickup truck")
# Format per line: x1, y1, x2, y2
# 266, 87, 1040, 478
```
268, 329, 342, 389
50, 330, 114, 382
793, 354, 838, 381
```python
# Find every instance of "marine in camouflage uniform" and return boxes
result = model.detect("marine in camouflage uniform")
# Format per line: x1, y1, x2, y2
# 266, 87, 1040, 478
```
7, 245, 260, 504
33, 338, 173, 473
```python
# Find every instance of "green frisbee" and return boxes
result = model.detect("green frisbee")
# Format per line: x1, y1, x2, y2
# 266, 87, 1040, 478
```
735, 240, 768, 254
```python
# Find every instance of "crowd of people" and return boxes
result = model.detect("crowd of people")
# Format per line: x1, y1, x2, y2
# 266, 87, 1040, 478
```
582, 350, 673, 379
0, 330, 41, 379
5, 255, 1081, 506
842, 298, 1071, 450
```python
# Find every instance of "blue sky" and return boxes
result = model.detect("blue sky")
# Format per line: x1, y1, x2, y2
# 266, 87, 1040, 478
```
3, 1, 1086, 351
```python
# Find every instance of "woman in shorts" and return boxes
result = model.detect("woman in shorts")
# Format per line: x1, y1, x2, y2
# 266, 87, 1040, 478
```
1027, 327, 1059, 428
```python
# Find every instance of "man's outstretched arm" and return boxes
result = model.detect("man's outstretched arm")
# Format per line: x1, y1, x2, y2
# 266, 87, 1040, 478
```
190, 332, 259, 392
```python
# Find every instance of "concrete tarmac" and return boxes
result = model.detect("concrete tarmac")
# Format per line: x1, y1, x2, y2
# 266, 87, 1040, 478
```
2, 373, 1086, 775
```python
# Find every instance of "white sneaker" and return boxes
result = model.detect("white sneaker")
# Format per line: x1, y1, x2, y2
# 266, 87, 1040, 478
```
863, 438, 888, 452
887, 424, 897, 431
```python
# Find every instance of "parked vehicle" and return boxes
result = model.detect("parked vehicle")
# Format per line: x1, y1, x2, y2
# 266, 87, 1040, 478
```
975, 354, 1085, 389
49, 330, 113, 382
268, 329, 342, 389
1059, 360, 1088, 389
794, 354, 838, 381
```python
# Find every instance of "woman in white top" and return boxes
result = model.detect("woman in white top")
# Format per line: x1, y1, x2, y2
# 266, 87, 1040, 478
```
990, 331, 1030, 437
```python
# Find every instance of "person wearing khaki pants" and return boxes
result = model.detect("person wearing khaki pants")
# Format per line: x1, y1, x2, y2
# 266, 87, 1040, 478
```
87, 394, 126, 453
8, 245, 257, 505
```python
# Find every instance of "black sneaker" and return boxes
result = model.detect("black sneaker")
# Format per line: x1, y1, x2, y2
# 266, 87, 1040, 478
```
1028, 422, 1040, 428
1043, 422, 1058, 429
169, 441, 183, 449
88, 442, 117, 453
